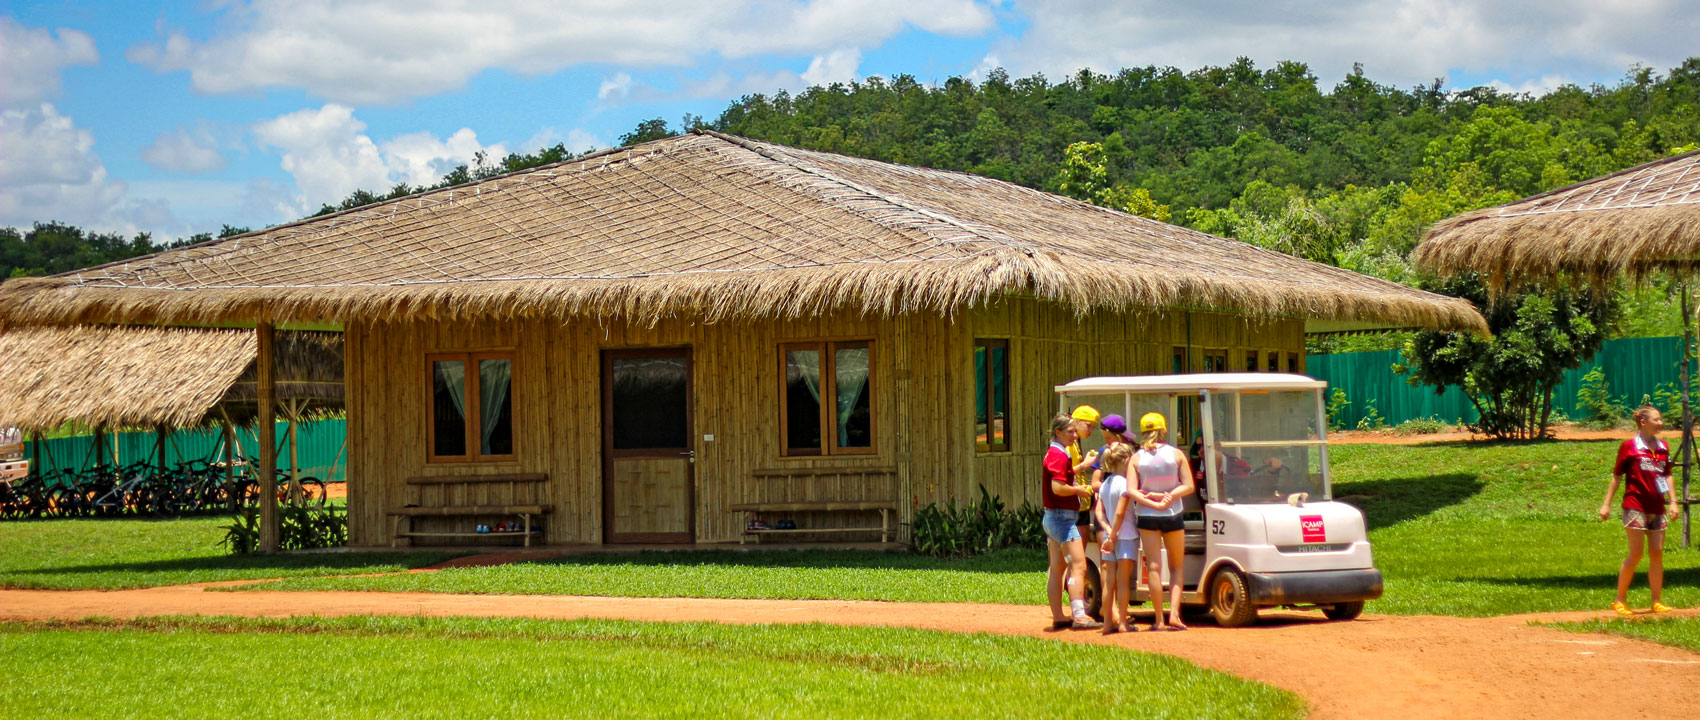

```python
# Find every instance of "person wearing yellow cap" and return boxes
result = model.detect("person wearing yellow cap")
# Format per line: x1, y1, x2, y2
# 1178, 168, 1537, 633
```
1067, 405, 1102, 544
1133, 411, 1195, 631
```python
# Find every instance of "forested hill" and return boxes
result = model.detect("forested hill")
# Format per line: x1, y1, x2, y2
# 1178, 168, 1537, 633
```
6, 58, 1699, 321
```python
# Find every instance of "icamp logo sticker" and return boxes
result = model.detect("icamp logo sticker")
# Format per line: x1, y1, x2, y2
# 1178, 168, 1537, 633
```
1300, 515, 1326, 543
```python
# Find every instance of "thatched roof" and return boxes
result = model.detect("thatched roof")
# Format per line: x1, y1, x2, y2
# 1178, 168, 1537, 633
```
0, 326, 342, 432
0, 131, 1485, 334
1414, 149, 1700, 286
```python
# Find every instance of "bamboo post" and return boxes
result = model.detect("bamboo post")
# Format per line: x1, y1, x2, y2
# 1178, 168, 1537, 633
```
93, 425, 106, 469
154, 425, 167, 470
29, 431, 39, 480
287, 400, 301, 506
1684, 282, 1694, 550
222, 418, 237, 512
258, 323, 279, 553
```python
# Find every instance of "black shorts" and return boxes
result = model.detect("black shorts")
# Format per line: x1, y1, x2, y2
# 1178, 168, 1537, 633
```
1077, 509, 1101, 532
1137, 514, 1185, 533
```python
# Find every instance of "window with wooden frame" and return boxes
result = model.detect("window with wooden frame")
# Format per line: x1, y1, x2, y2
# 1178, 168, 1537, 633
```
781, 341, 875, 456
427, 352, 516, 463
1201, 348, 1229, 373
1244, 349, 1259, 373
1267, 350, 1280, 373
974, 339, 1010, 453
1287, 352, 1300, 373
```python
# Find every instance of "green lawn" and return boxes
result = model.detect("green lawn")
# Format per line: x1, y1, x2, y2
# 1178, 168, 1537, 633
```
235, 439, 1700, 618
1330, 440, 1700, 616
0, 616, 1303, 720
1545, 616, 1700, 653
0, 514, 461, 589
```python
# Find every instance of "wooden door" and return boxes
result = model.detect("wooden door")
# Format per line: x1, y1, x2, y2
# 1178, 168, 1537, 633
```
602, 348, 694, 543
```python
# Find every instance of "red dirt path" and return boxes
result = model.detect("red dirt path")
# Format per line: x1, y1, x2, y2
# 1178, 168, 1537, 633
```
2, 579, 1696, 719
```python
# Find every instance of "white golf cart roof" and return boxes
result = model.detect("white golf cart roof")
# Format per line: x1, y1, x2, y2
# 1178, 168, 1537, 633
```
1056, 373, 1327, 395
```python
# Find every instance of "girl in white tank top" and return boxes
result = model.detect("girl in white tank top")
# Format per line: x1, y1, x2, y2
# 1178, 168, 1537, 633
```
1136, 444, 1184, 517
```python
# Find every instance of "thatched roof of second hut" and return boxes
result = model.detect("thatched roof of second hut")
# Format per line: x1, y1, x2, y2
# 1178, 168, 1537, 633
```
0, 326, 342, 432
1415, 149, 1700, 285
0, 131, 1485, 334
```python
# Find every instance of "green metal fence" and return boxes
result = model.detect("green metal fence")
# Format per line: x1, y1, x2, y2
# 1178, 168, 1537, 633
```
1307, 336, 1696, 429
24, 418, 347, 486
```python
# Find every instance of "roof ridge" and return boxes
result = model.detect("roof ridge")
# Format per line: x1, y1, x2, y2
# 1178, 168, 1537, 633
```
698, 130, 1039, 255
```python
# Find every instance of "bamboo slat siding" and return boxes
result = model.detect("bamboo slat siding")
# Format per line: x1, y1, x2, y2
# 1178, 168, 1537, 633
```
345, 300, 1302, 546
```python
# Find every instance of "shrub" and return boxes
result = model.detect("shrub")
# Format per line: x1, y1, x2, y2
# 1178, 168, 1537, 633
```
910, 485, 1044, 558
1576, 367, 1625, 428
1325, 388, 1351, 431
222, 505, 348, 555
1355, 399, 1387, 431
1391, 417, 1450, 435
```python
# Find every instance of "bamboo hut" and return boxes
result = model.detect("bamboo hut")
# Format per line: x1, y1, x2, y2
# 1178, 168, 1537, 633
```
1413, 148, 1700, 546
0, 131, 1485, 547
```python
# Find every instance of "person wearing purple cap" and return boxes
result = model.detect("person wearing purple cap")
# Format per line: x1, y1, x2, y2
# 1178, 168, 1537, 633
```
1088, 415, 1137, 622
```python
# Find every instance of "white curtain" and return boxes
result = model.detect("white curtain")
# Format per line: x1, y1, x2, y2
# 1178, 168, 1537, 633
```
435, 361, 466, 419
835, 347, 869, 446
788, 349, 821, 402
478, 359, 511, 454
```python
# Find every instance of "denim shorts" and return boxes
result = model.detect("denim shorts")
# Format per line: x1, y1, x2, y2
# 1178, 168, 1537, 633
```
1043, 509, 1081, 543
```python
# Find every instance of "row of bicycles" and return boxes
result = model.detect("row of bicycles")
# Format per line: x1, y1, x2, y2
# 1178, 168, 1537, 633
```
0, 457, 327, 520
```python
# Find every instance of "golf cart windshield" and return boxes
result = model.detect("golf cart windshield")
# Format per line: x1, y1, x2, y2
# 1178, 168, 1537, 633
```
1205, 389, 1329, 504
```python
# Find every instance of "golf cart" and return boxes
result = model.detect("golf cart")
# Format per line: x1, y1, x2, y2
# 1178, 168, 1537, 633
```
1059, 373, 1381, 626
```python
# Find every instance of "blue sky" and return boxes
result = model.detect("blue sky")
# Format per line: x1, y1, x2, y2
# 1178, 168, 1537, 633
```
3, 1, 1696, 240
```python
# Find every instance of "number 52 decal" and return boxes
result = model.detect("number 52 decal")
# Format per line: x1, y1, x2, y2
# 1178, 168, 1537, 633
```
1211, 520, 1226, 535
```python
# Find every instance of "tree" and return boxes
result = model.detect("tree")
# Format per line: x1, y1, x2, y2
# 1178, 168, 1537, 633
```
1396, 275, 1615, 439
1054, 140, 1171, 221
619, 118, 672, 146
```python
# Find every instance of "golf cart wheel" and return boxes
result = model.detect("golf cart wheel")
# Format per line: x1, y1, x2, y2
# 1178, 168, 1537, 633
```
1083, 558, 1104, 621
1323, 601, 1365, 621
1209, 567, 1259, 628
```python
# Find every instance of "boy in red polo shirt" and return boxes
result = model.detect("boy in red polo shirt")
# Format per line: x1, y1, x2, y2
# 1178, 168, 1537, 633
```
1599, 405, 1682, 615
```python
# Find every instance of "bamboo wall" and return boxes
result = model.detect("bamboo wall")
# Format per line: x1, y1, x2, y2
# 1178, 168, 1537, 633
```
344, 300, 1304, 547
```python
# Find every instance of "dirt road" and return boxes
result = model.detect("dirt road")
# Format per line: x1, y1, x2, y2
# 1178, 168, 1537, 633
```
2, 580, 1695, 719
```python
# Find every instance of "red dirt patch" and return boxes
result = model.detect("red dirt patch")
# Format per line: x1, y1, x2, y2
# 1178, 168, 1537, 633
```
1, 583, 1695, 719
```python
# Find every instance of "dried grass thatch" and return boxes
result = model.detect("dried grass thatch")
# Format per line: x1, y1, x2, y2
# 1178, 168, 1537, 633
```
1414, 149, 1700, 287
0, 326, 343, 431
0, 131, 1485, 334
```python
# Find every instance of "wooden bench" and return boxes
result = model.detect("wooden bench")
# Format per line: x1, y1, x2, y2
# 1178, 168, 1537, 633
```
729, 500, 899, 544
388, 473, 551, 547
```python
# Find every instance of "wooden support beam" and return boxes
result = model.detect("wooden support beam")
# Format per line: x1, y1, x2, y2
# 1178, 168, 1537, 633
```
223, 419, 238, 512
258, 322, 279, 553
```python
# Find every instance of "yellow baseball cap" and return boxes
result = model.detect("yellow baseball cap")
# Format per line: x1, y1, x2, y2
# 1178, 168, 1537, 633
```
1070, 405, 1100, 423
1139, 412, 1167, 433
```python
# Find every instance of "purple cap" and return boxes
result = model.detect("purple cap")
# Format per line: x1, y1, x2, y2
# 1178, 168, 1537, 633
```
1101, 414, 1128, 434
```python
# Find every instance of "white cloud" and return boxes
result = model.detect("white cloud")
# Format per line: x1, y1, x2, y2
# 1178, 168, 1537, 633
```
381, 128, 504, 188
519, 126, 605, 154
1484, 74, 1572, 97
139, 125, 228, 173
124, 0, 995, 104
252, 104, 391, 212
597, 72, 633, 100
0, 103, 182, 236
0, 18, 98, 109
252, 104, 521, 212
990, 0, 1698, 90
801, 47, 861, 86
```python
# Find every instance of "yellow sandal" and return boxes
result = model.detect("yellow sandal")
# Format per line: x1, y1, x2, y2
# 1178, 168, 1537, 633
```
1651, 602, 1674, 614
1611, 601, 1635, 617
